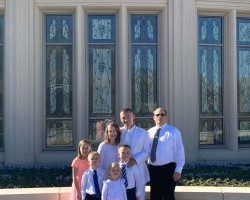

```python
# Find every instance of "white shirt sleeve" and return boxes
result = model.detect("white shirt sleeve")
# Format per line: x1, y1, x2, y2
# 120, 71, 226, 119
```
81, 171, 88, 199
101, 181, 108, 200
133, 165, 143, 197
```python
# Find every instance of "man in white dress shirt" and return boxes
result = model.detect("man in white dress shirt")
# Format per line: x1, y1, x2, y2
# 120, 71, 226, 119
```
119, 108, 150, 200
148, 107, 185, 200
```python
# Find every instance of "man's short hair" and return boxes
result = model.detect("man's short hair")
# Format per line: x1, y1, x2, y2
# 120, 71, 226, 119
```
120, 108, 133, 113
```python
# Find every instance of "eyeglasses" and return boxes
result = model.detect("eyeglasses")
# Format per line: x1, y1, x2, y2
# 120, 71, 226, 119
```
155, 113, 165, 117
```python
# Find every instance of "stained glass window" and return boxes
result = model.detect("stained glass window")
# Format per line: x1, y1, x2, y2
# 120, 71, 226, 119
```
88, 15, 115, 43
131, 15, 157, 43
237, 19, 250, 44
237, 48, 250, 114
198, 16, 223, 145
199, 119, 223, 145
131, 15, 157, 122
237, 18, 250, 145
198, 17, 222, 44
45, 15, 73, 148
88, 15, 116, 147
0, 15, 3, 149
89, 46, 115, 115
199, 46, 222, 115
238, 120, 250, 144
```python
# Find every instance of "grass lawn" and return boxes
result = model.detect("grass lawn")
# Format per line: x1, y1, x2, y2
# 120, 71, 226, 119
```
0, 162, 250, 188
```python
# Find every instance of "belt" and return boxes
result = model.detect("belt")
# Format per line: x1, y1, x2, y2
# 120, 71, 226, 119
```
86, 193, 100, 200
126, 187, 136, 192
149, 162, 176, 167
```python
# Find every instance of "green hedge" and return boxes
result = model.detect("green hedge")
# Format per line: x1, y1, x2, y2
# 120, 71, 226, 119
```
0, 162, 250, 188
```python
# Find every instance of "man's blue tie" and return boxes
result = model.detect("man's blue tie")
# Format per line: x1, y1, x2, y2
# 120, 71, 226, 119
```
121, 164, 128, 188
150, 128, 161, 162
93, 170, 101, 198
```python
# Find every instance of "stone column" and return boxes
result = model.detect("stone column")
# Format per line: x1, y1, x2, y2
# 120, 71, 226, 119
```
4, 0, 34, 164
75, 5, 86, 144
117, 4, 129, 110
167, 0, 198, 161
225, 9, 238, 151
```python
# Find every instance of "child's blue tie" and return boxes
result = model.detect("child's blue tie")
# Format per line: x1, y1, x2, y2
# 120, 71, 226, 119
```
93, 170, 101, 197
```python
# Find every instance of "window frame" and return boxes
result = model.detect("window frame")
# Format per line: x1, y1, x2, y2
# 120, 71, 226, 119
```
198, 14, 225, 148
87, 13, 117, 150
0, 14, 4, 150
129, 13, 158, 130
43, 13, 75, 151
236, 16, 250, 147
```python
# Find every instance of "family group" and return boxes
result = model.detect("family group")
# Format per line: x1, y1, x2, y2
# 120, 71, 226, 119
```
70, 107, 185, 200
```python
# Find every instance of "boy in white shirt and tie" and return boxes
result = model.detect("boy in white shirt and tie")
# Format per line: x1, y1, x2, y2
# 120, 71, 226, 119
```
118, 144, 143, 200
81, 151, 106, 200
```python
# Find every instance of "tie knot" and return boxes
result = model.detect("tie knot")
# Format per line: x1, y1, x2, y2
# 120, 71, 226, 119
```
93, 170, 97, 174
154, 128, 161, 139
121, 164, 126, 168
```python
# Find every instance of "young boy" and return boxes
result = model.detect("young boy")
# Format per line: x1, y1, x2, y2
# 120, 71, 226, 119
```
118, 144, 143, 200
81, 151, 106, 200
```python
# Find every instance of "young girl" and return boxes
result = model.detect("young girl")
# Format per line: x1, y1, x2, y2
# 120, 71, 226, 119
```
70, 139, 91, 200
102, 162, 127, 200
97, 122, 121, 171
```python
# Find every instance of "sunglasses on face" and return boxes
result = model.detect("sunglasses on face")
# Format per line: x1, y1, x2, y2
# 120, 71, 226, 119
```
155, 113, 165, 117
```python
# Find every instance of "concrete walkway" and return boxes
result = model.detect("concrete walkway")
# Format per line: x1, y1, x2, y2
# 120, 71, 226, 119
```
0, 186, 250, 200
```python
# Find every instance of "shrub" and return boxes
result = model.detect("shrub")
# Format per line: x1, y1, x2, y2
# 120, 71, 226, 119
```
178, 162, 250, 187
0, 162, 250, 188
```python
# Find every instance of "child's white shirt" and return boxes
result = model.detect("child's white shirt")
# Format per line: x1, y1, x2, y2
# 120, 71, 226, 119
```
119, 162, 143, 197
102, 178, 127, 200
81, 167, 106, 199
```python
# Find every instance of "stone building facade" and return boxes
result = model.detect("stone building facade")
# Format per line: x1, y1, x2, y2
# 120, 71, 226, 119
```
0, 0, 249, 165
